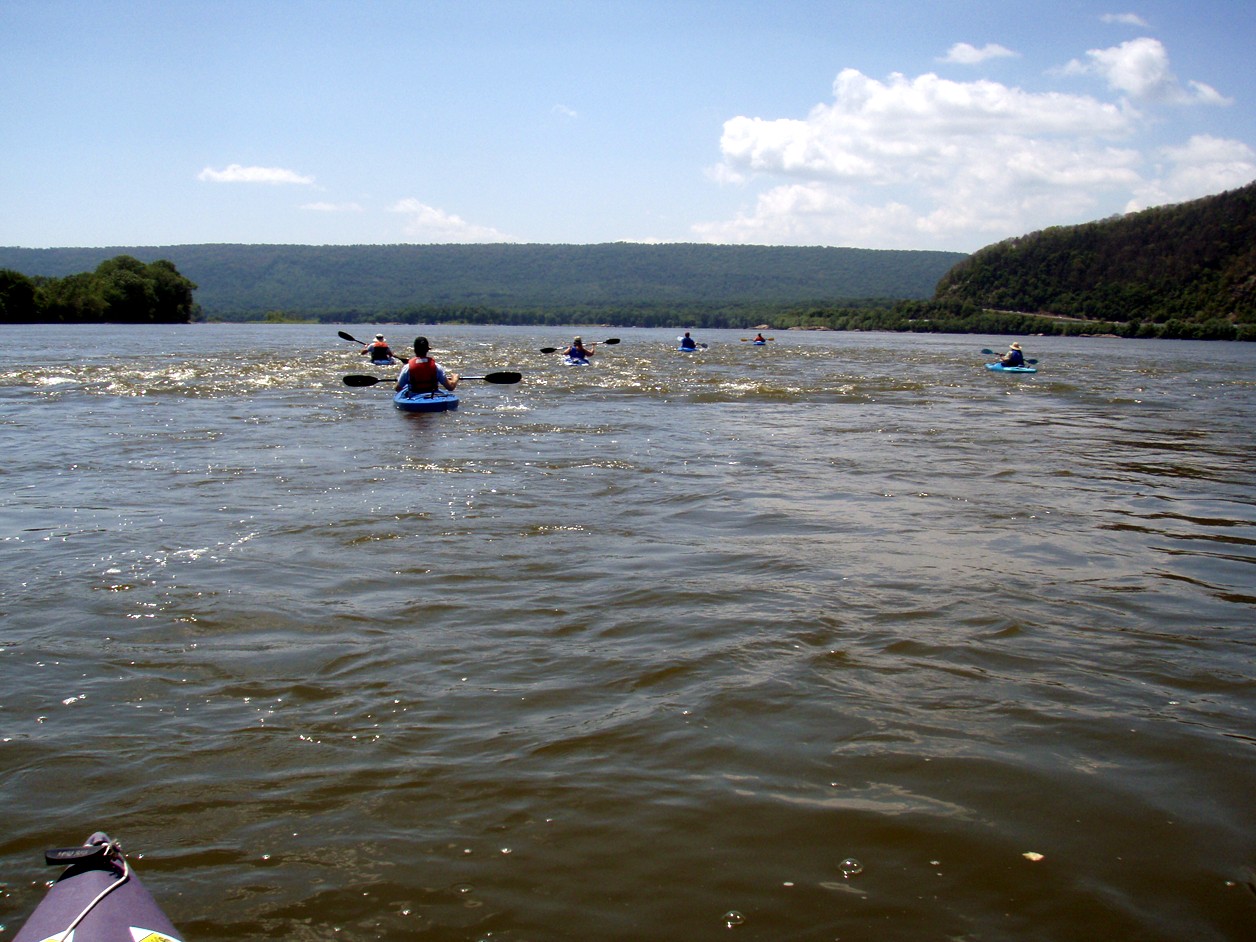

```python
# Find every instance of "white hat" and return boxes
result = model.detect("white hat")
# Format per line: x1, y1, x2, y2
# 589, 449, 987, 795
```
375, 334, 385, 340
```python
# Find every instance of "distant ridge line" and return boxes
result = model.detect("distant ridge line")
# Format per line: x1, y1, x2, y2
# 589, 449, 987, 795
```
0, 242, 968, 317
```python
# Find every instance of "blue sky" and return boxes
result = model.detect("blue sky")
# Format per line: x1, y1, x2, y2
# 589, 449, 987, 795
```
3, 0, 1254, 252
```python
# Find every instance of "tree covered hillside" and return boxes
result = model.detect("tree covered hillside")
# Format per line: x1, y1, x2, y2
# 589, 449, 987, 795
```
933, 181, 1256, 338
0, 242, 966, 322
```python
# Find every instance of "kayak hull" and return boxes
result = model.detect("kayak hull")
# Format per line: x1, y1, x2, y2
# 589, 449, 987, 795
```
370, 358, 397, 366
564, 356, 590, 366
985, 362, 1037, 373
394, 388, 459, 412
14, 834, 183, 942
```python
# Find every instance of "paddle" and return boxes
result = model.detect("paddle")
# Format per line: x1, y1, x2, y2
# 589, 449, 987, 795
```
539, 338, 620, 353
343, 371, 522, 387
981, 349, 1038, 364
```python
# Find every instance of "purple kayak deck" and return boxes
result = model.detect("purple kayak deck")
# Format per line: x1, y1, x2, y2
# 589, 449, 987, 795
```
13, 834, 183, 942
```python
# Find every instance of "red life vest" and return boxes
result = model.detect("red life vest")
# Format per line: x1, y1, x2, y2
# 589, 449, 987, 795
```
406, 357, 438, 393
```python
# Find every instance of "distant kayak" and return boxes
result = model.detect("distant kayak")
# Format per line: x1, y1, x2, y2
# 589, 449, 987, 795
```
370, 358, 397, 366
752, 340, 767, 346
985, 362, 1037, 373
13, 832, 183, 942
677, 346, 699, 352
564, 356, 590, 366
394, 388, 459, 412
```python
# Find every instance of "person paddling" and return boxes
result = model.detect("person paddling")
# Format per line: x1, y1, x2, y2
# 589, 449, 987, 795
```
361, 334, 394, 362
565, 336, 595, 360
999, 342, 1026, 367
679, 331, 698, 350
396, 336, 459, 397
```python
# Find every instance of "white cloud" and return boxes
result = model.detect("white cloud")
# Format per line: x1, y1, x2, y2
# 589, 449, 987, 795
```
715, 69, 1132, 191
697, 33, 1248, 252
1101, 13, 1150, 27
300, 201, 364, 212
552, 104, 579, 119
1063, 37, 1230, 104
1128, 135, 1256, 210
197, 164, 315, 185
389, 198, 513, 243
940, 42, 1018, 65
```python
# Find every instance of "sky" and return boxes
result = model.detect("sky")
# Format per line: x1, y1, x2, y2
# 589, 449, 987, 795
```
2, 0, 1255, 253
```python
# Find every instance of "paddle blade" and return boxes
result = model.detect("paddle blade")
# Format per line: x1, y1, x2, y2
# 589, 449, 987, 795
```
339, 330, 365, 344
600, 338, 620, 345
481, 371, 523, 384
539, 347, 559, 353
343, 374, 385, 386
981, 348, 995, 355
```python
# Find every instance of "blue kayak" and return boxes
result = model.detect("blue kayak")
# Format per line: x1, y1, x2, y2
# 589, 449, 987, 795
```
370, 358, 397, 366
564, 356, 590, 366
677, 345, 699, 352
985, 362, 1037, 373
394, 387, 459, 412
13, 832, 183, 942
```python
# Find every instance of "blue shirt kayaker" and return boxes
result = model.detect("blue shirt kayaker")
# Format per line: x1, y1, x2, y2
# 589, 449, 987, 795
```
395, 336, 459, 394
679, 332, 698, 350
565, 336, 595, 360
1000, 343, 1025, 367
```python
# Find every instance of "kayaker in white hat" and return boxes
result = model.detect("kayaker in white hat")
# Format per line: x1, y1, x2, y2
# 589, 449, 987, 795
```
361, 333, 394, 362
998, 342, 1026, 367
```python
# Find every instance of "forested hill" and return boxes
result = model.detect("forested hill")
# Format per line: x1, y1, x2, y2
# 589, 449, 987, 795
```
934, 181, 1256, 332
0, 243, 966, 322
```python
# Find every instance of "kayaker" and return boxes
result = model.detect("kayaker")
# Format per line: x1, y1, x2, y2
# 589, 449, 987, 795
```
396, 336, 459, 395
565, 336, 595, 359
680, 331, 698, 350
362, 334, 394, 361
753, 333, 767, 343
999, 342, 1026, 367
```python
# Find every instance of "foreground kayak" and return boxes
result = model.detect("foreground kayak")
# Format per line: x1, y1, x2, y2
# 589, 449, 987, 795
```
394, 387, 459, 412
985, 362, 1037, 373
564, 356, 590, 366
14, 832, 183, 942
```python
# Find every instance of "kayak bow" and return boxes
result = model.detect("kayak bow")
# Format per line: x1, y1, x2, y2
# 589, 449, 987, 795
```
13, 832, 183, 942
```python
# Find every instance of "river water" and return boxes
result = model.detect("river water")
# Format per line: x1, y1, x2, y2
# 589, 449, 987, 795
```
1, 324, 1253, 942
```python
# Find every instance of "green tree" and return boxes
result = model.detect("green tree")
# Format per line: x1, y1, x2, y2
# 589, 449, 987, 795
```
0, 269, 37, 323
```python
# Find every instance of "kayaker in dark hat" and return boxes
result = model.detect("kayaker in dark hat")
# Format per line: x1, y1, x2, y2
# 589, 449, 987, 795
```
395, 336, 459, 395
999, 342, 1025, 367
